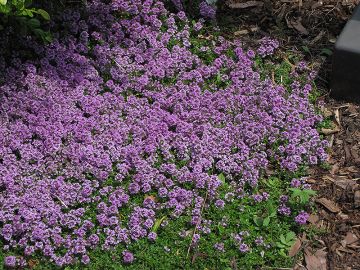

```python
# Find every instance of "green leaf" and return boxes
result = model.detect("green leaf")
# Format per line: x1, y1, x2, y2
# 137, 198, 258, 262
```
218, 173, 225, 184
20, 9, 34, 17
302, 46, 310, 54
286, 231, 296, 242
279, 249, 287, 257
206, 0, 218, 4
253, 216, 263, 227
280, 234, 287, 245
37, 9, 50, 20
0, 0, 6, 5
321, 48, 333, 56
152, 216, 166, 232
263, 216, 270, 227
27, 18, 40, 28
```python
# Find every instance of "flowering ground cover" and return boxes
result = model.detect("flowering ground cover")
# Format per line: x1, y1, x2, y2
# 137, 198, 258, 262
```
0, 0, 329, 268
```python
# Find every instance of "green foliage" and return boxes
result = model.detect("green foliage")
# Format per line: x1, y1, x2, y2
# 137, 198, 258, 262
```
289, 188, 316, 204
276, 231, 296, 257
0, 0, 51, 42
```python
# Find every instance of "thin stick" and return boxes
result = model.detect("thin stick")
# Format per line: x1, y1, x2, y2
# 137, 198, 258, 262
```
186, 191, 208, 259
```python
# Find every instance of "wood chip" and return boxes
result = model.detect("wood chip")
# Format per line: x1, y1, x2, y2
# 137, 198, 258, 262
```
355, 190, 360, 208
316, 197, 341, 213
344, 143, 352, 163
333, 178, 358, 190
227, 0, 264, 9
334, 108, 341, 126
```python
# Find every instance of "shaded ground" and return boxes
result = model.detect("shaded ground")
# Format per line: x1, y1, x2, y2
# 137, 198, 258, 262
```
309, 102, 360, 270
216, 1, 360, 269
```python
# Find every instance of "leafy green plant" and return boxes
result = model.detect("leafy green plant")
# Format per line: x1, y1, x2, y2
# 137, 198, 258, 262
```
0, 0, 51, 42
254, 206, 277, 229
276, 232, 296, 257
289, 188, 316, 204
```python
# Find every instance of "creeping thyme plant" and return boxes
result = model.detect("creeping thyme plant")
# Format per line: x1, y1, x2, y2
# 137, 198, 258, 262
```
0, 0, 327, 269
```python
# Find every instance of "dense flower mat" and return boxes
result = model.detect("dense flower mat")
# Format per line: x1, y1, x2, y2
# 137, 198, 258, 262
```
0, 0, 327, 267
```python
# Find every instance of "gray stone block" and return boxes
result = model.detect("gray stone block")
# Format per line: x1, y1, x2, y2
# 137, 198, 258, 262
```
332, 5, 360, 101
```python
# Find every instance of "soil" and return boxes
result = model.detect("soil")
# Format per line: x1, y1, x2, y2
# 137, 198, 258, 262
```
216, 1, 360, 269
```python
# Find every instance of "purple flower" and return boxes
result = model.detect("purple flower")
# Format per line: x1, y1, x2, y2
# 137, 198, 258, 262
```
239, 243, 249, 253
215, 199, 225, 209
295, 211, 309, 225
255, 236, 264, 246
278, 205, 291, 216
214, 242, 225, 252
290, 179, 301, 188
199, 1, 216, 19
4, 256, 17, 267
122, 250, 134, 264
148, 232, 157, 242
257, 37, 279, 57
81, 255, 90, 264
192, 233, 200, 245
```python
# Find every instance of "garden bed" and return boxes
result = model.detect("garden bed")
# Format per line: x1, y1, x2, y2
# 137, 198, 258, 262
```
0, 0, 358, 269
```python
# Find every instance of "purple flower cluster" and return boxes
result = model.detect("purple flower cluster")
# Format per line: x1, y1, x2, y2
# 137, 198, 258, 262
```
290, 177, 311, 189
295, 211, 309, 225
170, 0, 217, 19
0, 0, 326, 266
199, 1, 217, 19
257, 37, 280, 57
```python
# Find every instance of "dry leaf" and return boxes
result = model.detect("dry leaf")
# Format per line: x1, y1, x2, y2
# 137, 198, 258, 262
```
312, 1, 323, 9
145, 195, 156, 202
308, 214, 320, 225
321, 126, 340, 135
314, 249, 327, 270
234, 29, 249, 36
305, 248, 327, 270
227, 0, 263, 9
330, 163, 340, 175
346, 166, 359, 173
289, 17, 309, 35
321, 107, 333, 118
310, 30, 325, 45
341, 232, 359, 247
289, 238, 302, 257
28, 259, 39, 269
316, 197, 341, 213
338, 213, 349, 220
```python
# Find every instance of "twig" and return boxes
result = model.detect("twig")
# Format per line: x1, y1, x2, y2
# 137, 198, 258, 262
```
186, 191, 208, 259
54, 194, 68, 209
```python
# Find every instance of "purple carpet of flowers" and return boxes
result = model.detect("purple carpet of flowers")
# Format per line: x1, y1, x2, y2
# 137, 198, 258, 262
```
0, 0, 327, 267
170, 0, 217, 19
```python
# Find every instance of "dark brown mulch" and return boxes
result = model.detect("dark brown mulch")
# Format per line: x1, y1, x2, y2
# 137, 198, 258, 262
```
308, 101, 360, 270
216, 0, 359, 89
215, 1, 360, 269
